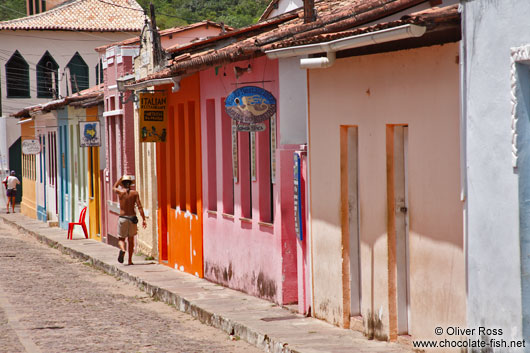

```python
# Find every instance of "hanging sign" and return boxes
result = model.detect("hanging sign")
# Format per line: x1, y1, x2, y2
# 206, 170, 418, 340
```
22, 139, 40, 155
225, 86, 276, 124
251, 132, 256, 181
232, 120, 239, 183
236, 123, 266, 132
293, 153, 303, 241
79, 121, 101, 147
139, 92, 167, 142
270, 113, 277, 184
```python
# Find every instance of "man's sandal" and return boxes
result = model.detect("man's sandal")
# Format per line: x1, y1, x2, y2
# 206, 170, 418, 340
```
118, 250, 125, 264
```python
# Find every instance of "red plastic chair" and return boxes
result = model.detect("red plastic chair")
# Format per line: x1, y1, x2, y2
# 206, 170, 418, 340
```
68, 207, 88, 240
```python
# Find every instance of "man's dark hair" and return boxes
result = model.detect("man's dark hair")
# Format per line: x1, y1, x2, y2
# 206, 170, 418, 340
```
122, 180, 132, 188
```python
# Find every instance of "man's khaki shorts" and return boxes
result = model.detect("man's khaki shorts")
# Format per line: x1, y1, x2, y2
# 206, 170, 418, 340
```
118, 217, 137, 239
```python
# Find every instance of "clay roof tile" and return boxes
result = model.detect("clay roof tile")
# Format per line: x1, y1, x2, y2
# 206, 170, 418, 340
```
0, 0, 145, 32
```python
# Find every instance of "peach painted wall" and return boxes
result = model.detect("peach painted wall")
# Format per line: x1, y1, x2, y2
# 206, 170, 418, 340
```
160, 26, 223, 49
21, 120, 37, 219
199, 56, 298, 304
308, 43, 465, 341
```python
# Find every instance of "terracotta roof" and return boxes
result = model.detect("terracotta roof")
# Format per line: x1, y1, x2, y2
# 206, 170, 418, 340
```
0, 0, 144, 32
140, 0, 460, 82
94, 21, 232, 52
263, 4, 460, 50
12, 84, 104, 118
165, 11, 299, 54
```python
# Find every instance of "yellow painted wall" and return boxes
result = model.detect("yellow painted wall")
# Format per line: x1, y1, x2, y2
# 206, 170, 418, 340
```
87, 106, 101, 240
308, 43, 465, 343
21, 120, 37, 219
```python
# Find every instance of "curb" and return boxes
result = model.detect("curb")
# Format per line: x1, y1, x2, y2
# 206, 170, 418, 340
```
1, 216, 296, 353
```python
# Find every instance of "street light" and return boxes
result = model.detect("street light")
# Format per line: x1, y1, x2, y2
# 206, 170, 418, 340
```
116, 74, 137, 104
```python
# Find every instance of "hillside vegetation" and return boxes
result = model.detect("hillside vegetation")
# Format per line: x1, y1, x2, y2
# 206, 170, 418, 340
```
137, 0, 270, 29
0, 0, 270, 29
0, 0, 26, 21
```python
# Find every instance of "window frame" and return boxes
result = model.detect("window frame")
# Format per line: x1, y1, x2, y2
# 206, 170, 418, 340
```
6, 50, 30, 98
36, 51, 59, 99
66, 52, 89, 94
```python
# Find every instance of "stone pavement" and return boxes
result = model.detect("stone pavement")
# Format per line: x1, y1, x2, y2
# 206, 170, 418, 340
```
0, 212, 413, 353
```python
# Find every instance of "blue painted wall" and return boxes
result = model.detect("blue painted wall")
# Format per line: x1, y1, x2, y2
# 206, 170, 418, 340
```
463, 1, 530, 348
58, 109, 69, 229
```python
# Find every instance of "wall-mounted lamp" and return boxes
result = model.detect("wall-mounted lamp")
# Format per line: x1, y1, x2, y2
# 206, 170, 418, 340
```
117, 74, 138, 104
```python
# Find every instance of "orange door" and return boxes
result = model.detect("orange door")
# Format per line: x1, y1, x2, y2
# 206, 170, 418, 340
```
157, 75, 203, 277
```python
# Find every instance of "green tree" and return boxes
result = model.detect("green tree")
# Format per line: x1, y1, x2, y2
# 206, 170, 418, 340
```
0, 0, 26, 21
138, 0, 270, 29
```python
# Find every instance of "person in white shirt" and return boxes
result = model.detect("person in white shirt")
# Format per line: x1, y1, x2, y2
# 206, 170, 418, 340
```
3, 171, 20, 213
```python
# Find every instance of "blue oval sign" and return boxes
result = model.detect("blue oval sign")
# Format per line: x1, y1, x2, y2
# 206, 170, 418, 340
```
225, 86, 276, 124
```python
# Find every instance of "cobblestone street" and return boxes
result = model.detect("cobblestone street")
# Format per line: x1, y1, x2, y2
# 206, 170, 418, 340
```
0, 222, 261, 353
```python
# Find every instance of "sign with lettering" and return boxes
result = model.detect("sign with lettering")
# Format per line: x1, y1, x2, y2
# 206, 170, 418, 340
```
236, 123, 266, 132
79, 121, 101, 147
22, 139, 40, 155
271, 113, 277, 184
232, 121, 238, 183
293, 153, 303, 241
225, 86, 276, 124
139, 92, 167, 142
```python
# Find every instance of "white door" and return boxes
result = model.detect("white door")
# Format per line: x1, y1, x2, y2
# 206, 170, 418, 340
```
393, 125, 410, 335
45, 129, 58, 221
341, 126, 361, 317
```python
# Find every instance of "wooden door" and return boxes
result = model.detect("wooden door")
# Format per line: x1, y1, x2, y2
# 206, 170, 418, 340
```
387, 125, 410, 336
88, 146, 101, 239
157, 76, 203, 277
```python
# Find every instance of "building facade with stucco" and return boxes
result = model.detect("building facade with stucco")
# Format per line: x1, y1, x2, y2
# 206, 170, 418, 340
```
463, 1, 530, 349
1, 0, 144, 218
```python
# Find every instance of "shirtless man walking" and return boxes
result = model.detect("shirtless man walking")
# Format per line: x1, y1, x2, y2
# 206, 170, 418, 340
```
113, 175, 147, 265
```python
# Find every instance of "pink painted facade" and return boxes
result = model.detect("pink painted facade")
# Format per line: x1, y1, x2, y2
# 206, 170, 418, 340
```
101, 46, 137, 244
199, 56, 298, 304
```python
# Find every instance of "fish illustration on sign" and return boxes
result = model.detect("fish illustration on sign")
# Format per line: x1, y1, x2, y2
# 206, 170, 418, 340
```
225, 86, 276, 124
84, 123, 97, 140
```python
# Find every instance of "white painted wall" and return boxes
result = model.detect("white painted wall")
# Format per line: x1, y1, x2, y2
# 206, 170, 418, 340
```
463, 1, 530, 347
279, 57, 307, 145
0, 118, 8, 207
268, 0, 302, 18
0, 30, 136, 117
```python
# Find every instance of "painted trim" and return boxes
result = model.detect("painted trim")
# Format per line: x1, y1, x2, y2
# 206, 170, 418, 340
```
510, 45, 530, 170
37, 204, 47, 221
121, 48, 139, 57
107, 200, 120, 213
103, 109, 123, 117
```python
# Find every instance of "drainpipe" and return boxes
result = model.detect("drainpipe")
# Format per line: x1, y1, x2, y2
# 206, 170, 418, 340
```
265, 24, 427, 69
300, 51, 336, 69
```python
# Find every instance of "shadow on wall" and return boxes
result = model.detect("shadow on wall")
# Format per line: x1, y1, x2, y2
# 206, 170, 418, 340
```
515, 62, 530, 344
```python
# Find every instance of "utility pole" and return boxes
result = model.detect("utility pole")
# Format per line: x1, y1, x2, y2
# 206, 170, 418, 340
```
149, 3, 164, 69
303, 0, 316, 24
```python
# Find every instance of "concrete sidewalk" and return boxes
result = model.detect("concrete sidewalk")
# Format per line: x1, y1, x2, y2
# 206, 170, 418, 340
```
0, 212, 413, 353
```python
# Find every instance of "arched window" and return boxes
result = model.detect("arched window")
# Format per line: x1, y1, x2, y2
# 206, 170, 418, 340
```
95, 59, 103, 85
5, 50, 30, 98
66, 52, 89, 94
37, 51, 59, 98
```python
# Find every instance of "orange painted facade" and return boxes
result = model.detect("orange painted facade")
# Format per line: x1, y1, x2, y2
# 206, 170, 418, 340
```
156, 75, 203, 277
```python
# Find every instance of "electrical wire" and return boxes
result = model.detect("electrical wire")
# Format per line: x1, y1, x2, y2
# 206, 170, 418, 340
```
94, 0, 145, 13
